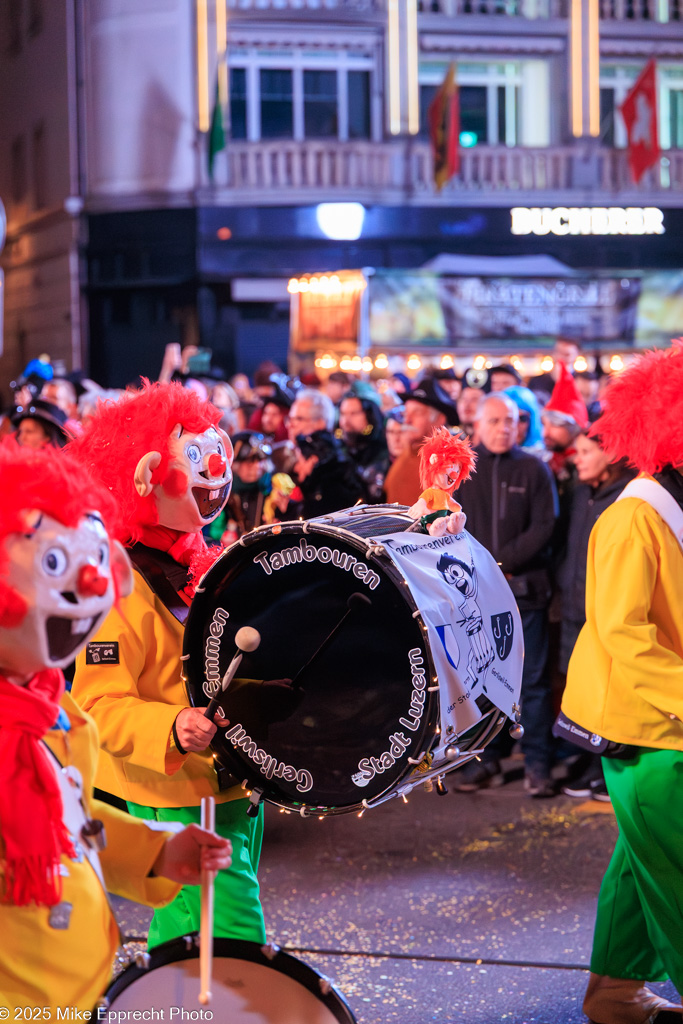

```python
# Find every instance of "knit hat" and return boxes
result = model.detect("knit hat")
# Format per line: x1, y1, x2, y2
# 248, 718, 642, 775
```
542, 363, 588, 432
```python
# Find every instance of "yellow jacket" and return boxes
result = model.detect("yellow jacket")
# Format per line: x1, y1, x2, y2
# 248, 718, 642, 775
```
72, 569, 242, 808
0, 692, 178, 1011
562, 478, 683, 749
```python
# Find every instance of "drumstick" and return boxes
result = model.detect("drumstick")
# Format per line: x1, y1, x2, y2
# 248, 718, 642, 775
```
199, 795, 216, 1006
204, 626, 261, 720
289, 592, 371, 690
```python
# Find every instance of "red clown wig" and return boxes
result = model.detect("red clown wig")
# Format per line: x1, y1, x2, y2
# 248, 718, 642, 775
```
419, 427, 477, 491
0, 446, 120, 626
67, 380, 222, 541
593, 343, 683, 474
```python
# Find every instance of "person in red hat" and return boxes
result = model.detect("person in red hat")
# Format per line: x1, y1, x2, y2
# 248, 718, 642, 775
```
541, 361, 589, 470
560, 343, 683, 1024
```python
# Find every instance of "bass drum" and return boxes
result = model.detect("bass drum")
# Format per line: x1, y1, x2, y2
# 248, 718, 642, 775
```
183, 505, 510, 815
99, 936, 355, 1023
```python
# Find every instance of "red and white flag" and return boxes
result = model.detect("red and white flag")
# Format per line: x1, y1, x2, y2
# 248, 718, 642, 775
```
620, 59, 660, 184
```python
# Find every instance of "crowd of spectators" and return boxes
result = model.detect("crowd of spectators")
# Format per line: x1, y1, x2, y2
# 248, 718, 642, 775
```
0, 338, 628, 802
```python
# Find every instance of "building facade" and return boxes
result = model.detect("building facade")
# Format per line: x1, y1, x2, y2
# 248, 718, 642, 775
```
0, 0, 682, 387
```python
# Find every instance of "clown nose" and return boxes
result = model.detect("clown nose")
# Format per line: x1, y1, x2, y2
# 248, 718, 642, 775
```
208, 453, 227, 478
78, 564, 109, 598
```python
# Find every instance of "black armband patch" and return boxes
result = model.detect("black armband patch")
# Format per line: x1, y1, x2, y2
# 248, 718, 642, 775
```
86, 642, 120, 665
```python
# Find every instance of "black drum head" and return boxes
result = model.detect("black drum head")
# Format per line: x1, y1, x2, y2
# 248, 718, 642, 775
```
184, 525, 437, 812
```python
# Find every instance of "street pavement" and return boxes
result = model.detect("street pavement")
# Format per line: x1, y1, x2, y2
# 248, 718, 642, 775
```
112, 759, 679, 1024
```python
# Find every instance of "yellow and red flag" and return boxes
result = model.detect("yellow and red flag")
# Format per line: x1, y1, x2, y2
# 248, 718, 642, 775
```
428, 63, 460, 191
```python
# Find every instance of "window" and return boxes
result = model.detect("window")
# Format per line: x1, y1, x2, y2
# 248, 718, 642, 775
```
661, 67, 683, 149
11, 135, 26, 202
260, 69, 293, 139
600, 88, 615, 146
230, 68, 247, 139
304, 70, 338, 138
599, 65, 638, 147
230, 48, 375, 142
419, 84, 438, 137
460, 86, 488, 143
670, 90, 683, 149
600, 63, 683, 149
419, 63, 521, 145
348, 70, 371, 139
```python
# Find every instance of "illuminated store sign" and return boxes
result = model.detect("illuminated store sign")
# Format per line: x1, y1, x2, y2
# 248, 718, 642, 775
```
510, 206, 665, 236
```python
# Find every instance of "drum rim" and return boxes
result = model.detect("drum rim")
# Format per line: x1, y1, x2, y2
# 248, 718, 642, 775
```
183, 514, 441, 814
99, 935, 356, 1022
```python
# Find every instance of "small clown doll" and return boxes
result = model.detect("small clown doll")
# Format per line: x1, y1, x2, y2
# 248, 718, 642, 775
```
0, 446, 230, 1012
408, 427, 477, 536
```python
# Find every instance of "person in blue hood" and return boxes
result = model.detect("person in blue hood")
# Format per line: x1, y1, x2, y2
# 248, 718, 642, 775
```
504, 385, 544, 454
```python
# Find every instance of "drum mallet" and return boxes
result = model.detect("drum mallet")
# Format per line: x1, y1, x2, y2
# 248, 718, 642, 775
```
199, 795, 216, 1006
203, 626, 261, 720
289, 592, 371, 690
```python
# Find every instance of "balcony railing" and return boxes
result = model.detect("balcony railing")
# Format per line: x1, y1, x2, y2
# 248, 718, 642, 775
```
215, 139, 682, 200
419, 0, 680, 16
227, 0, 683, 17
417, 0, 567, 14
227, 0, 385, 10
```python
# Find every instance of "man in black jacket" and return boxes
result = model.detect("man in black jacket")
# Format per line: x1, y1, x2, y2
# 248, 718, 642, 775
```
454, 393, 559, 797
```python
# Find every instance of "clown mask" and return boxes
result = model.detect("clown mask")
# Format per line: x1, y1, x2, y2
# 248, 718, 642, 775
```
0, 511, 133, 682
429, 455, 462, 494
134, 424, 233, 534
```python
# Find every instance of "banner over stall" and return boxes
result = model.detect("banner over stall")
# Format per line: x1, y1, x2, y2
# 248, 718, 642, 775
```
368, 272, 640, 348
288, 267, 683, 354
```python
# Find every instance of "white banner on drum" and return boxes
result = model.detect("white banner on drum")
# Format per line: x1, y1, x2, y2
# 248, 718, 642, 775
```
373, 529, 524, 749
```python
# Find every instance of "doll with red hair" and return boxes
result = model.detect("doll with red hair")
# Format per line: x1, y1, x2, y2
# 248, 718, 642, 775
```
408, 426, 477, 536
69, 381, 268, 951
0, 446, 230, 1011
561, 343, 683, 1024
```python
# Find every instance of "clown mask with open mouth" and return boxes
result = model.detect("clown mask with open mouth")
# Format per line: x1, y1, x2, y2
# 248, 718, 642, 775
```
0, 510, 133, 682
134, 424, 233, 534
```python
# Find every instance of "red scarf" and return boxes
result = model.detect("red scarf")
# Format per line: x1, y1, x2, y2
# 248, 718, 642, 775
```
136, 524, 221, 600
136, 524, 208, 568
0, 669, 75, 906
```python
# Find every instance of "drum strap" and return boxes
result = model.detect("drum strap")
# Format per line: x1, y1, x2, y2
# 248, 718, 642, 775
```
128, 544, 192, 626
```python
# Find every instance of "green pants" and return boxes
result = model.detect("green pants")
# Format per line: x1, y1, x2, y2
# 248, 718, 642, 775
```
128, 798, 266, 950
591, 749, 683, 991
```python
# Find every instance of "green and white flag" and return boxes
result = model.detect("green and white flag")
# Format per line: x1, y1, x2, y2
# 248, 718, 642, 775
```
208, 74, 226, 180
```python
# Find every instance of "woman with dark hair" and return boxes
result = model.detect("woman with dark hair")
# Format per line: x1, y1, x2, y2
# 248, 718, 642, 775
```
338, 389, 389, 503
557, 408, 636, 800
11, 399, 69, 449
384, 407, 406, 466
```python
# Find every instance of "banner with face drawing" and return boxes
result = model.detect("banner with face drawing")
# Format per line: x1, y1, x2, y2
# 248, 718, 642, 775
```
371, 528, 524, 750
